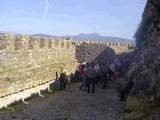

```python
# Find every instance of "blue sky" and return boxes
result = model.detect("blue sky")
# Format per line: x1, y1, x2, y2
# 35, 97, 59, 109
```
0, 0, 146, 39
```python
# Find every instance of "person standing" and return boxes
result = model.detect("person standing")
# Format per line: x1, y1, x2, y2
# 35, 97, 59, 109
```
80, 63, 88, 91
110, 63, 116, 80
94, 63, 101, 83
102, 64, 110, 89
79, 63, 84, 81
120, 76, 134, 101
59, 68, 67, 90
87, 63, 96, 93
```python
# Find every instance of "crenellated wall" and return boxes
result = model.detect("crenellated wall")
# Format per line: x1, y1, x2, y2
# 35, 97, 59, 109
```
0, 34, 77, 108
0, 33, 134, 108
75, 41, 135, 63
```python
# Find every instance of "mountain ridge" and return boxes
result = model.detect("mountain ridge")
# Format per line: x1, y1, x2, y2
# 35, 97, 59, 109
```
0, 32, 135, 44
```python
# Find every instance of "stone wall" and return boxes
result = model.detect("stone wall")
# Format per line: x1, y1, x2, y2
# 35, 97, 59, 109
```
75, 41, 134, 63
0, 33, 134, 108
0, 34, 77, 108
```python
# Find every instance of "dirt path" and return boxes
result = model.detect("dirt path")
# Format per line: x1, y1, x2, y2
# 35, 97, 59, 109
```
0, 82, 123, 120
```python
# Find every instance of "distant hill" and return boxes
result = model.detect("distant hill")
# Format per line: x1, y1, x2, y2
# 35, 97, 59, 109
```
0, 32, 135, 44
30, 34, 56, 38
0, 32, 5, 36
70, 33, 134, 43
72, 33, 128, 41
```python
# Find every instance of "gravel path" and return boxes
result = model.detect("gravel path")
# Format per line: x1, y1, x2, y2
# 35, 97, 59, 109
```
0, 82, 123, 120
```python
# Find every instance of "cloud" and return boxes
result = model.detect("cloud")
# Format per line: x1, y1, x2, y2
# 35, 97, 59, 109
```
43, 0, 49, 19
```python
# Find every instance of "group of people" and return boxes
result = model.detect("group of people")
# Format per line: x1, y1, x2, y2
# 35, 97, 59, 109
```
77, 58, 130, 93
79, 62, 96, 93
54, 57, 133, 101
54, 68, 70, 90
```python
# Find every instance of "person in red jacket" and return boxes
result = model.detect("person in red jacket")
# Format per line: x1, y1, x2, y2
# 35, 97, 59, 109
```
79, 62, 87, 90
79, 63, 84, 81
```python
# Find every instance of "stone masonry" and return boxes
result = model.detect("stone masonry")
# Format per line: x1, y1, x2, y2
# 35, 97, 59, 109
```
75, 41, 134, 63
0, 34, 77, 108
0, 33, 134, 109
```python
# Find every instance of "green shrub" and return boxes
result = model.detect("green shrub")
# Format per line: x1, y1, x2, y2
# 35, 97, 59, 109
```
48, 88, 59, 94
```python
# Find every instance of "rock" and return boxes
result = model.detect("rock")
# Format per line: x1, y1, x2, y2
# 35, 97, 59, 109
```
125, 96, 144, 112
129, 0, 160, 95
125, 112, 145, 120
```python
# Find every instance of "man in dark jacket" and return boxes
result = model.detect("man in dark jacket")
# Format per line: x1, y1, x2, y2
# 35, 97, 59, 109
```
59, 68, 67, 90
87, 64, 96, 93
120, 76, 134, 101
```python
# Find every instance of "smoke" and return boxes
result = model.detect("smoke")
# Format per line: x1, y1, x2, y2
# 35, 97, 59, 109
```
43, 0, 49, 19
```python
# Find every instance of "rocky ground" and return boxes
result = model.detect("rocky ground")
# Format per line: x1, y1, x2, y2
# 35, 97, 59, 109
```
0, 81, 123, 120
